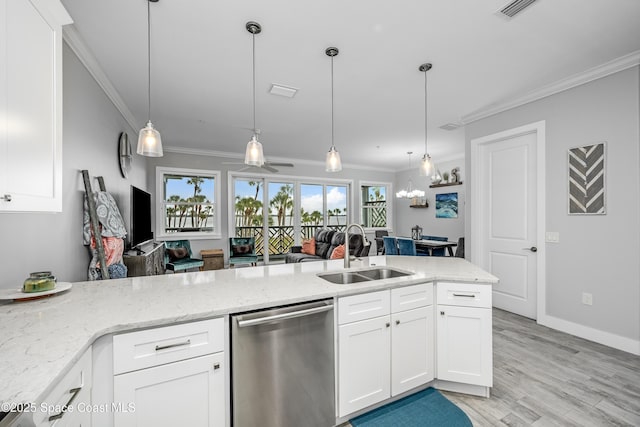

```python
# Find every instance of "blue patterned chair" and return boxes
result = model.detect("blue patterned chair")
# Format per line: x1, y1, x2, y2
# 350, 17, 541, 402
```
382, 236, 399, 255
164, 240, 204, 272
229, 237, 258, 267
420, 235, 448, 256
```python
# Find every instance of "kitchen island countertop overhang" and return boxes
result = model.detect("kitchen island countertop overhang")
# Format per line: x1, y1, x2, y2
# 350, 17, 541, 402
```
0, 256, 498, 407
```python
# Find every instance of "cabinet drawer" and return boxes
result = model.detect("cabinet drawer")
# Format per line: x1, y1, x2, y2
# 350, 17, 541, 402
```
113, 317, 224, 374
391, 283, 433, 312
338, 290, 390, 324
32, 347, 92, 426
437, 282, 491, 308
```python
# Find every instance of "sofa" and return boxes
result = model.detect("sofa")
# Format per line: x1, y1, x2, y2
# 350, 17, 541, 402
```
285, 229, 369, 263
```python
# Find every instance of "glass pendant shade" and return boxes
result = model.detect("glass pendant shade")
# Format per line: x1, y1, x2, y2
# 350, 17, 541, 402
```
245, 135, 264, 166
137, 121, 163, 157
396, 180, 425, 199
326, 146, 342, 172
419, 154, 434, 177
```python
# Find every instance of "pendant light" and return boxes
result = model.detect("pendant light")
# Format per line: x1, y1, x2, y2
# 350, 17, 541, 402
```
244, 21, 265, 166
325, 47, 342, 172
137, 0, 163, 157
396, 152, 425, 198
419, 63, 434, 176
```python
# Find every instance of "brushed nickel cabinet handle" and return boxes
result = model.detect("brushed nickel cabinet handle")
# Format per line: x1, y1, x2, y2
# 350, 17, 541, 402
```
155, 339, 191, 351
48, 387, 81, 421
214, 363, 221, 370
453, 293, 475, 298
2, 194, 11, 202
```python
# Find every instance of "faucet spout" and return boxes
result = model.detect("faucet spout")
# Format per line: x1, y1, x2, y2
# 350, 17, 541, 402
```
344, 223, 368, 268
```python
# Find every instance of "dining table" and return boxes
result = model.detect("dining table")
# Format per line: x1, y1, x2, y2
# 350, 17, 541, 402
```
413, 239, 458, 256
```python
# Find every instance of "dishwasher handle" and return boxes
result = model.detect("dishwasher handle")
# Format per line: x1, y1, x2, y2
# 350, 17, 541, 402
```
237, 303, 333, 328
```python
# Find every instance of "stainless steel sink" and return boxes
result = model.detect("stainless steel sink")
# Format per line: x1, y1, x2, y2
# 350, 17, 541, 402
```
317, 267, 411, 284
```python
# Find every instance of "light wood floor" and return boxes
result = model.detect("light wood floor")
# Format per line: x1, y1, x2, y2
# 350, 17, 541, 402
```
442, 309, 640, 426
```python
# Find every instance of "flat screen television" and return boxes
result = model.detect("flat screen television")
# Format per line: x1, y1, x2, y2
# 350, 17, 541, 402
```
130, 186, 154, 249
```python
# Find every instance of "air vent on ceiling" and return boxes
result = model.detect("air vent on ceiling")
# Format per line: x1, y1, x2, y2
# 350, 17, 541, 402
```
498, 0, 538, 18
440, 123, 463, 131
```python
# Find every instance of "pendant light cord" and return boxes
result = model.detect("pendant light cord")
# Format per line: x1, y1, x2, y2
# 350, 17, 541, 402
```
330, 55, 335, 149
424, 69, 428, 156
147, 0, 151, 122
252, 32, 256, 134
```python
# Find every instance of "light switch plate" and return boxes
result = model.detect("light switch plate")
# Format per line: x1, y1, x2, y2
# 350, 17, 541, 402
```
545, 231, 560, 243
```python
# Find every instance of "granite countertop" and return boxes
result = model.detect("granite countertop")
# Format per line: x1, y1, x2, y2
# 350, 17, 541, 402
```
0, 256, 497, 407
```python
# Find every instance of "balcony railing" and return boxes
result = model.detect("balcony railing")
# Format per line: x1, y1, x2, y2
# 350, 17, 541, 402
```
234, 225, 345, 256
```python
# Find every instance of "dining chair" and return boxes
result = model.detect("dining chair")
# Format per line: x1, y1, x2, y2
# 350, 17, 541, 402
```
382, 236, 398, 255
375, 230, 389, 255
421, 235, 448, 256
397, 237, 418, 256
454, 237, 465, 258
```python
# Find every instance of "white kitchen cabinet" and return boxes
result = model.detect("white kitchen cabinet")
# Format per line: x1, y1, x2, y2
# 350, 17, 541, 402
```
111, 318, 226, 427
113, 353, 225, 427
436, 282, 493, 388
0, 0, 71, 212
338, 283, 434, 417
31, 347, 92, 427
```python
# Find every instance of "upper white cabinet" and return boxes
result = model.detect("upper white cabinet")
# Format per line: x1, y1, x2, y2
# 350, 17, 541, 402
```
0, 0, 71, 212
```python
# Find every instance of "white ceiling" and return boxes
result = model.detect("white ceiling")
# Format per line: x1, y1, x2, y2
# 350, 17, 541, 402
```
60, 0, 640, 171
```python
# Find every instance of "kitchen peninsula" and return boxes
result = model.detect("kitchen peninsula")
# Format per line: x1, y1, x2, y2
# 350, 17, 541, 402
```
0, 256, 498, 426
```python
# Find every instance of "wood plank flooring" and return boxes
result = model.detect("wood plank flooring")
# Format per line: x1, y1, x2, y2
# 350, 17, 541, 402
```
442, 309, 640, 426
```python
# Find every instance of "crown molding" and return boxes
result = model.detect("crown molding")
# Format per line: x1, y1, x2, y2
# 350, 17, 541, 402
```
462, 50, 640, 124
164, 146, 396, 173
63, 26, 140, 133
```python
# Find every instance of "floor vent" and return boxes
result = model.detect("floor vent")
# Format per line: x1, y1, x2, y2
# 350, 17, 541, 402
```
498, 0, 538, 18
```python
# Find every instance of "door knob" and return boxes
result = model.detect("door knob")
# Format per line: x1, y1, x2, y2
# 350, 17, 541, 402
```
523, 246, 537, 252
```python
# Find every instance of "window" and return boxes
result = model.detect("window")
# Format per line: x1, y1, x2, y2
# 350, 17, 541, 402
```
156, 167, 221, 239
360, 182, 391, 229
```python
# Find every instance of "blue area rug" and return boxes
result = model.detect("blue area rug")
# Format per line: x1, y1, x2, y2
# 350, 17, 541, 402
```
349, 388, 472, 427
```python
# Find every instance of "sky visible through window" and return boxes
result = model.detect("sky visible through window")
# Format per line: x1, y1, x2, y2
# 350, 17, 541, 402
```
235, 180, 347, 215
165, 176, 215, 201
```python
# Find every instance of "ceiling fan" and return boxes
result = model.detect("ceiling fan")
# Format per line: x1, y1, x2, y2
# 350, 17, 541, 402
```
223, 160, 294, 173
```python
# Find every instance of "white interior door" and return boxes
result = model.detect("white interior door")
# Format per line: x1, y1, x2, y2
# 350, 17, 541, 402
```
471, 122, 545, 319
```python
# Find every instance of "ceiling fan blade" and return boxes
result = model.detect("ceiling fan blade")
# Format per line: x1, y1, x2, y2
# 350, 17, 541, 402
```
266, 162, 294, 167
262, 164, 279, 173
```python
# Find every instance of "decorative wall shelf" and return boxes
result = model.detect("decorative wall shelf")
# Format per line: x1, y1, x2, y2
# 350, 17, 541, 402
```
409, 203, 429, 208
429, 181, 463, 188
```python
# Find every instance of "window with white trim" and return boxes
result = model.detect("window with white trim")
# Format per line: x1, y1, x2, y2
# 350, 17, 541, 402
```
156, 167, 221, 239
360, 182, 391, 230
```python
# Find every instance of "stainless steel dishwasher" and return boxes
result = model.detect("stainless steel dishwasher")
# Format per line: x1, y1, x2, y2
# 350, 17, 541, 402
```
231, 299, 335, 427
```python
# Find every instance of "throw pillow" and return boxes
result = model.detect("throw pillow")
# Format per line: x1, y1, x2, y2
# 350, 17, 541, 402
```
330, 244, 345, 260
232, 244, 252, 256
301, 238, 316, 255
167, 247, 188, 262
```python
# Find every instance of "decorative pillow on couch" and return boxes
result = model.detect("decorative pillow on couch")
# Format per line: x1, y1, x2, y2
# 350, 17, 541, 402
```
232, 244, 252, 256
301, 238, 316, 255
330, 244, 345, 260
167, 247, 188, 262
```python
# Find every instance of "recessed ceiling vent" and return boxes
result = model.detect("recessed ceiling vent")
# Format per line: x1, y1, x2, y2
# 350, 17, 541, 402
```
498, 0, 538, 18
440, 123, 463, 131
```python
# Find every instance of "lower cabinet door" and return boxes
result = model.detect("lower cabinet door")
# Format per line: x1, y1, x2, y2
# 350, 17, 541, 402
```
338, 316, 391, 417
113, 353, 225, 427
437, 305, 492, 386
391, 306, 434, 396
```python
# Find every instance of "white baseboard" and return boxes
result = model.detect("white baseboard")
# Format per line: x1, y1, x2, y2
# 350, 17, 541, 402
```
538, 314, 640, 355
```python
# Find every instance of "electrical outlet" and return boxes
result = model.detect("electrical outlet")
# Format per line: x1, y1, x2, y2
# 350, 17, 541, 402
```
582, 293, 593, 306
545, 231, 560, 243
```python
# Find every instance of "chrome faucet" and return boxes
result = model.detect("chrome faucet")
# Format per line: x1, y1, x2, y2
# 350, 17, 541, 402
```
344, 223, 369, 268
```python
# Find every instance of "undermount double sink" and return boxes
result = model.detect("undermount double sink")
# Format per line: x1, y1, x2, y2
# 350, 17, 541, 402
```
317, 267, 412, 284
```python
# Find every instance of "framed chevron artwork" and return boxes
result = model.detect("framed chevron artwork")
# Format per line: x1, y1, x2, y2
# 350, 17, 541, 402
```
568, 142, 606, 214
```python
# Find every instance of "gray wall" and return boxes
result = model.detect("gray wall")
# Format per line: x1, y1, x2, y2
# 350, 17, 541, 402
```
0, 44, 146, 289
394, 158, 465, 244
465, 66, 640, 343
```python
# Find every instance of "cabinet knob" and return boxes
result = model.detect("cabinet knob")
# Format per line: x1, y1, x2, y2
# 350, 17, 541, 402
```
395, 319, 400, 325
2, 194, 11, 202
385, 322, 390, 328
213, 363, 220, 370
440, 311, 445, 316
